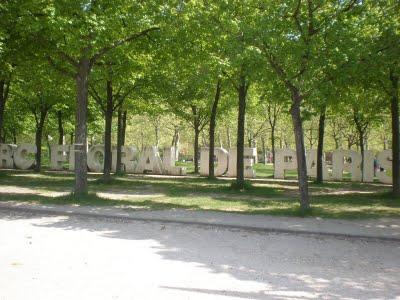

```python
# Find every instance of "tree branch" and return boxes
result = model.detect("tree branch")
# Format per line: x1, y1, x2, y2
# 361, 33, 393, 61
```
90, 27, 160, 66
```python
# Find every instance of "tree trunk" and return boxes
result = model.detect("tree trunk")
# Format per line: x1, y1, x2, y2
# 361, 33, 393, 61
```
359, 129, 365, 181
122, 110, 127, 145
261, 135, 266, 164
227, 127, 232, 148
34, 114, 46, 173
116, 107, 123, 174
390, 70, 400, 196
74, 60, 90, 196
208, 79, 221, 179
12, 127, 16, 144
0, 80, 10, 143
290, 91, 310, 211
70, 132, 74, 144
155, 123, 160, 148
57, 110, 64, 145
271, 125, 276, 165
194, 126, 200, 174
236, 75, 247, 189
172, 127, 180, 160
103, 80, 113, 180
316, 106, 326, 183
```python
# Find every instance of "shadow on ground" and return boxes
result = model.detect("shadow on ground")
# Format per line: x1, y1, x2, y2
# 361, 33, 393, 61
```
1, 208, 399, 299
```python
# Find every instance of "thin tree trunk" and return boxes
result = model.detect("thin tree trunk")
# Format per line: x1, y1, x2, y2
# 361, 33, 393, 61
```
0, 80, 10, 143
236, 75, 247, 189
227, 127, 232, 148
271, 125, 276, 164
390, 70, 400, 196
208, 79, 221, 179
261, 136, 266, 164
316, 106, 326, 183
290, 91, 310, 211
103, 80, 113, 180
359, 130, 365, 181
122, 110, 127, 145
74, 60, 90, 195
194, 127, 200, 174
154, 122, 160, 148
12, 127, 16, 144
116, 107, 123, 174
172, 127, 180, 160
34, 114, 46, 173
57, 110, 64, 145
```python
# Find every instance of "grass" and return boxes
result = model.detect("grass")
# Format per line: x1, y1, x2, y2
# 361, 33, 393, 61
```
0, 165, 399, 219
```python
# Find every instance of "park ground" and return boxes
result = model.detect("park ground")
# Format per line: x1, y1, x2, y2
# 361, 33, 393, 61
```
1, 208, 399, 300
0, 163, 399, 219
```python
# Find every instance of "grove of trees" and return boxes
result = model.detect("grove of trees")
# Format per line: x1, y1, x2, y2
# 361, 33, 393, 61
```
0, 0, 399, 211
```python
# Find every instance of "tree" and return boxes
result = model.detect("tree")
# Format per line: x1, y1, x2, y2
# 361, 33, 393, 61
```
31, 0, 161, 194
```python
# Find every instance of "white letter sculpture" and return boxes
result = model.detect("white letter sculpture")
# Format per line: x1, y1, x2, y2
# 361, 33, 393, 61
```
306, 149, 330, 180
162, 147, 186, 175
199, 147, 229, 176
0, 144, 15, 169
376, 150, 392, 184
111, 146, 137, 173
274, 149, 297, 179
14, 144, 36, 170
87, 145, 104, 173
135, 146, 163, 174
362, 150, 375, 182
227, 148, 256, 178
50, 145, 70, 170
332, 150, 362, 182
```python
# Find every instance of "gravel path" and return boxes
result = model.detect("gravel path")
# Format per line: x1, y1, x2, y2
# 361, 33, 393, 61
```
1, 209, 399, 300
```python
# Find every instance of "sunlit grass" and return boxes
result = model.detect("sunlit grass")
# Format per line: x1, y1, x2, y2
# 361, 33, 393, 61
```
0, 168, 398, 219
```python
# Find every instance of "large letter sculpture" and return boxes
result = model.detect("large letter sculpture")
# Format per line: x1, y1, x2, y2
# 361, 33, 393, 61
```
135, 146, 163, 174
87, 145, 104, 173
162, 147, 186, 175
111, 146, 137, 173
199, 147, 229, 176
274, 149, 297, 179
227, 148, 256, 178
332, 150, 362, 181
0, 144, 15, 169
362, 150, 375, 182
376, 150, 392, 184
50, 145, 70, 170
306, 149, 331, 180
13, 144, 36, 170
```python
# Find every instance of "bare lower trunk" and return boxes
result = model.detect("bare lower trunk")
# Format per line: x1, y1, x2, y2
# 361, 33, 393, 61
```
155, 123, 160, 148
74, 60, 90, 196
271, 125, 276, 165
316, 106, 326, 183
116, 108, 123, 174
290, 91, 310, 210
57, 110, 64, 145
194, 127, 200, 174
236, 75, 247, 189
172, 127, 180, 160
103, 80, 113, 180
359, 131, 365, 181
390, 70, 400, 196
0, 80, 10, 143
208, 79, 221, 179
34, 125, 43, 172
122, 110, 127, 145
227, 127, 232, 148
261, 136, 266, 164
12, 127, 16, 144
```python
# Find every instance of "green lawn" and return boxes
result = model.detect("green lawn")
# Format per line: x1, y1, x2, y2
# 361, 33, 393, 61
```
0, 166, 399, 219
